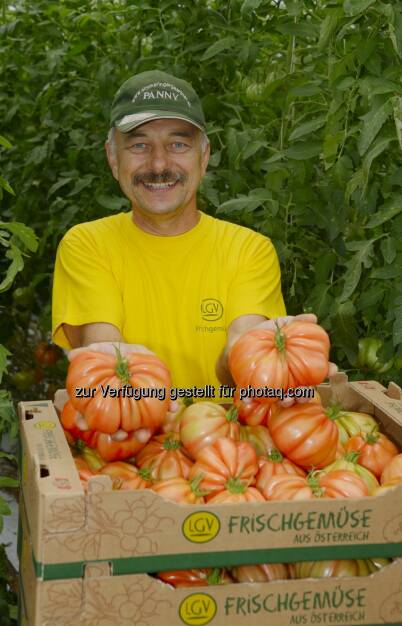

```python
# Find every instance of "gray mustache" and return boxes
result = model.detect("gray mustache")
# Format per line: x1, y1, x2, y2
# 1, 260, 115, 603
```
133, 171, 187, 185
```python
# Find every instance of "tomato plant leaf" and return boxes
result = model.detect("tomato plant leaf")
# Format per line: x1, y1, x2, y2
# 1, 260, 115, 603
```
0, 135, 12, 150
0, 222, 38, 252
344, 0, 376, 16
0, 176, 14, 196
365, 194, 402, 228
289, 115, 326, 141
358, 98, 394, 156
0, 345, 10, 384
201, 37, 234, 61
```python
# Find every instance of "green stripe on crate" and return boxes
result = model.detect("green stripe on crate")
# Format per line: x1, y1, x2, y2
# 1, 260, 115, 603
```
31, 542, 402, 581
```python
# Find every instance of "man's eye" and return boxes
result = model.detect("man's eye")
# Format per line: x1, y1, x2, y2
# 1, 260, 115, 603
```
171, 142, 188, 150
129, 143, 146, 150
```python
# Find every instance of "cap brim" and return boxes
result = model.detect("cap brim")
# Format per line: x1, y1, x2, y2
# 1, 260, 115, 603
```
115, 111, 206, 133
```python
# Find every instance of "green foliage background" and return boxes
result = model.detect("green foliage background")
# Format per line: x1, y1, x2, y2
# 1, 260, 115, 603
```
1, 0, 402, 398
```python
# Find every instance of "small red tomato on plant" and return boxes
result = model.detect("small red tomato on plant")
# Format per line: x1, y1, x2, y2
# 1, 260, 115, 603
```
34, 342, 63, 366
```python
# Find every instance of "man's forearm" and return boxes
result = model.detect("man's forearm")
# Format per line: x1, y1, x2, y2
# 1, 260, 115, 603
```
63, 322, 123, 348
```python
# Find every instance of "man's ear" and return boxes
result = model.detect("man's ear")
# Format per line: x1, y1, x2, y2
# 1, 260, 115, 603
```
200, 140, 210, 177
105, 139, 119, 181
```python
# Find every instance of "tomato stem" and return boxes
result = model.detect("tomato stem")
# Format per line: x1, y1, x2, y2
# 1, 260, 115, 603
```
344, 451, 360, 464
365, 426, 380, 445
190, 474, 209, 498
225, 477, 247, 494
114, 344, 131, 386
274, 322, 286, 354
226, 405, 239, 423
207, 568, 222, 585
267, 448, 284, 463
163, 435, 182, 450
307, 470, 325, 498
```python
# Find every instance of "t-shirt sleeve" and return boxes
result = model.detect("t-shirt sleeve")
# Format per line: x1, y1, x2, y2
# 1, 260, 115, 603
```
226, 233, 286, 325
52, 227, 124, 349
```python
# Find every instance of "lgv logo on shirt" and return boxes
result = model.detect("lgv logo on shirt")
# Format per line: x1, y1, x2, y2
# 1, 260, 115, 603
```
201, 298, 223, 322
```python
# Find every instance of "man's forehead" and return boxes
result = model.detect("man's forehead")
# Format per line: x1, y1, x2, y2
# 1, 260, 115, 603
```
121, 118, 198, 139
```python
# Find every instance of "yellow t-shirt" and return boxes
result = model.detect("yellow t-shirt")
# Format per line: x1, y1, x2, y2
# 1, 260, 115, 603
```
52, 211, 285, 392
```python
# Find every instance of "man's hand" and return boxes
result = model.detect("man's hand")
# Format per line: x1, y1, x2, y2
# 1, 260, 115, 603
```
68, 341, 155, 362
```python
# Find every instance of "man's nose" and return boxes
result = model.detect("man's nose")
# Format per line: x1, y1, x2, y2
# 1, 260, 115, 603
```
148, 145, 169, 172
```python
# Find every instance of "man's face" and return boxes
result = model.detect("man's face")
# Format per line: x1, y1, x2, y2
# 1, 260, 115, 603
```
106, 118, 209, 219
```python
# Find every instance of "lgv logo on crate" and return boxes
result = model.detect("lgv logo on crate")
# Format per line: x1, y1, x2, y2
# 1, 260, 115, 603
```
179, 593, 217, 625
182, 512, 220, 543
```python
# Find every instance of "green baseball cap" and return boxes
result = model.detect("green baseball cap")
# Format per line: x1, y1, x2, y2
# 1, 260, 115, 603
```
110, 70, 206, 133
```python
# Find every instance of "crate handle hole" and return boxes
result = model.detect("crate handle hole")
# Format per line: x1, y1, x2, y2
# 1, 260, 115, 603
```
25, 411, 35, 420
40, 465, 49, 478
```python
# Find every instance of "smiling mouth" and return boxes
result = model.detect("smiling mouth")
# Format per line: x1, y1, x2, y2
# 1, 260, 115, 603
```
141, 181, 179, 192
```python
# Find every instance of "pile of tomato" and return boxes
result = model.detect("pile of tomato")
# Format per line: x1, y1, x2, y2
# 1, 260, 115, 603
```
58, 320, 402, 586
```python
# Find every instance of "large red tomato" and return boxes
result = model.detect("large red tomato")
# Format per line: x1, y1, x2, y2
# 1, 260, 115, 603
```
157, 568, 232, 587
228, 320, 330, 402
207, 482, 265, 503
189, 437, 258, 496
327, 407, 378, 447
268, 399, 338, 469
239, 425, 274, 456
345, 429, 398, 479
259, 470, 369, 501
381, 453, 402, 485
256, 449, 306, 493
231, 563, 289, 583
233, 391, 270, 426
290, 558, 390, 579
61, 401, 148, 462
100, 461, 151, 490
66, 349, 171, 434
180, 402, 240, 459
322, 452, 379, 495
152, 476, 206, 504
135, 432, 193, 480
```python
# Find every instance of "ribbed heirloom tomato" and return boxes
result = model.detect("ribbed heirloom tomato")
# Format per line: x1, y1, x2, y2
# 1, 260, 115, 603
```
135, 432, 193, 480
157, 568, 232, 587
290, 558, 390, 579
229, 320, 330, 403
381, 453, 402, 485
66, 349, 171, 434
189, 437, 258, 496
233, 390, 270, 426
268, 399, 339, 469
231, 563, 289, 583
60, 400, 150, 462
180, 402, 240, 459
100, 461, 152, 490
152, 476, 206, 504
260, 470, 369, 501
256, 449, 306, 494
345, 428, 398, 479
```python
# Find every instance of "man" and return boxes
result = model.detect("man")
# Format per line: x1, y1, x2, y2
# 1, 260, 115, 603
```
52, 70, 322, 427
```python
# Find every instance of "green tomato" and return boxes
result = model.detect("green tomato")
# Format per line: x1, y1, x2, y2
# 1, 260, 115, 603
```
11, 370, 35, 391
12, 287, 33, 307
357, 338, 394, 373
357, 338, 383, 369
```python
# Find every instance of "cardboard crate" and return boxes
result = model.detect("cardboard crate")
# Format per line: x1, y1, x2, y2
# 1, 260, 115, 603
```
18, 374, 402, 580
18, 503, 402, 626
